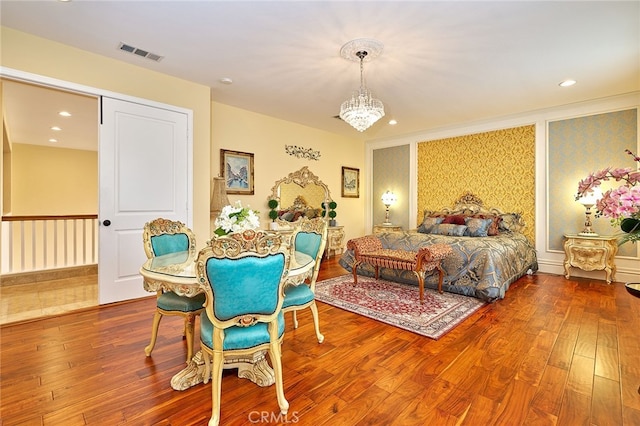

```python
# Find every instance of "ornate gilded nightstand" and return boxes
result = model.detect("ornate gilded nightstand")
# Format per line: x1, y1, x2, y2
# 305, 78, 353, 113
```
563, 234, 618, 284
372, 224, 403, 234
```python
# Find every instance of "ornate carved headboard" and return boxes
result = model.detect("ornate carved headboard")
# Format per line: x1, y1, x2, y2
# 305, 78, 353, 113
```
422, 192, 526, 233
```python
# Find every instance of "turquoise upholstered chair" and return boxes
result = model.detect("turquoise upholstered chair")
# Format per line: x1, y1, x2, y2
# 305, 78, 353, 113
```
142, 218, 205, 362
196, 230, 291, 426
282, 217, 328, 343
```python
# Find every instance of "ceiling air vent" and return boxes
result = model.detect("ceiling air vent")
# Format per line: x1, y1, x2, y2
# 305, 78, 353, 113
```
118, 43, 164, 62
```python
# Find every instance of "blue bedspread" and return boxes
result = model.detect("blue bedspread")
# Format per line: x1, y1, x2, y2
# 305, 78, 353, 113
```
338, 231, 538, 302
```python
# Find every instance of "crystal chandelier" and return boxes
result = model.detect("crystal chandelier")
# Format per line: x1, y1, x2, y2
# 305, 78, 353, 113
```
339, 39, 385, 132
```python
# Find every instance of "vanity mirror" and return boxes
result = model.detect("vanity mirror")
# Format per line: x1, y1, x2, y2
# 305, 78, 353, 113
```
268, 167, 345, 258
268, 167, 332, 222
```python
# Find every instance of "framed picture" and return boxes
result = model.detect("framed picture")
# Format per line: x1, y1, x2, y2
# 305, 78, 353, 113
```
341, 166, 360, 198
220, 149, 254, 195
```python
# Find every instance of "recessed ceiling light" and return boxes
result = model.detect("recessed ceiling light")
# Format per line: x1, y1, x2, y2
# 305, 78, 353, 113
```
559, 79, 577, 87
51, 126, 62, 131
219, 78, 233, 85
388, 119, 397, 125
49, 139, 58, 143
58, 111, 72, 117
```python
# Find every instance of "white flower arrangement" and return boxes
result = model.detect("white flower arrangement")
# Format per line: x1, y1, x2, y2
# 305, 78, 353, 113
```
213, 201, 261, 236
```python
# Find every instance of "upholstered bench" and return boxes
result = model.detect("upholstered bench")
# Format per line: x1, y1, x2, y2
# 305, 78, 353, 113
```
346, 235, 453, 303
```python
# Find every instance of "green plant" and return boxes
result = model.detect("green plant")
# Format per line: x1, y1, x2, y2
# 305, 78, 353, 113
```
268, 199, 279, 221
323, 201, 337, 220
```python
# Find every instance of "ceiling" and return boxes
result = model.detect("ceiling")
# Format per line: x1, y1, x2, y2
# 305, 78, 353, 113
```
1, 1, 639, 150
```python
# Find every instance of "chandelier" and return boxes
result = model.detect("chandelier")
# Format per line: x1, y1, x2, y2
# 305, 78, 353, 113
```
339, 39, 385, 132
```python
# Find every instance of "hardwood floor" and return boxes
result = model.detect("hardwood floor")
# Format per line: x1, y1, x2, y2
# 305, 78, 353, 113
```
2, 258, 640, 425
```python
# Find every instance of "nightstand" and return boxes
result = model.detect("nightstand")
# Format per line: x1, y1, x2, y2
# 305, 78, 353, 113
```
373, 224, 403, 234
325, 226, 345, 258
563, 234, 618, 283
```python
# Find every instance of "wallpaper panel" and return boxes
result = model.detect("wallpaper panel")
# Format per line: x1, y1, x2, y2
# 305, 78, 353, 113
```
372, 145, 410, 230
548, 109, 638, 257
417, 125, 536, 243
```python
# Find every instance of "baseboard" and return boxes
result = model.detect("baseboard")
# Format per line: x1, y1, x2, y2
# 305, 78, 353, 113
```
1, 265, 98, 286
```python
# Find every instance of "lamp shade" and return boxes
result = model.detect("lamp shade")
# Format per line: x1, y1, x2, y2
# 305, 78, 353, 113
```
578, 187, 602, 206
381, 191, 397, 207
210, 177, 230, 217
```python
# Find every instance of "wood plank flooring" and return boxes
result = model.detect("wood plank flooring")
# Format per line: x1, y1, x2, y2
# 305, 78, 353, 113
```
2, 258, 640, 425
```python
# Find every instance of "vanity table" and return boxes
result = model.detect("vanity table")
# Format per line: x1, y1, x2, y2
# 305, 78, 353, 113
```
325, 225, 345, 258
140, 246, 314, 391
268, 166, 344, 258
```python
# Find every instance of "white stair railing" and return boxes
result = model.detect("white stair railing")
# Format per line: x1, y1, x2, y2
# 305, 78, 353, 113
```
1, 215, 98, 274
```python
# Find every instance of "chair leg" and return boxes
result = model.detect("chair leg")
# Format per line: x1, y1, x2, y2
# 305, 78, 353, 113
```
184, 314, 196, 362
209, 350, 224, 426
144, 310, 163, 356
308, 302, 324, 343
269, 341, 289, 416
292, 311, 299, 329
202, 347, 211, 384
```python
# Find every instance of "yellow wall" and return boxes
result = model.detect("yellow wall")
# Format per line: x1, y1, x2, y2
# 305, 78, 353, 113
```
417, 125, 536, 243
1, 27, 367, 246
10, 144, 97, 215
0, 27, 211, 240
211, 102, 366, 242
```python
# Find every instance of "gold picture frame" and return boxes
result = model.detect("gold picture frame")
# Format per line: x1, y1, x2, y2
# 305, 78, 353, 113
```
220, 149, 254, 195
341, 166, 359, 198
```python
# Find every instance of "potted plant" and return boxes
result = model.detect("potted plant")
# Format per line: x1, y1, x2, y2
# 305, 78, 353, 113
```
267, 199, 279, 230
323, 201, 338, 226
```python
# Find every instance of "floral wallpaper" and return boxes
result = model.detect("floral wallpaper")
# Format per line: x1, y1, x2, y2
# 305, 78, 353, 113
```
417, 125, 536, 243
372, 145, 411, 230
548, 109, 638, 257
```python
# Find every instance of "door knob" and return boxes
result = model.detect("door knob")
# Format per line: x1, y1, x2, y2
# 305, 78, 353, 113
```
102, 220, 111, 226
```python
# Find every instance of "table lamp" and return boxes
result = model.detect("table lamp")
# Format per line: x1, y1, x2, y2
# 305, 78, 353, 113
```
381, 190, 397, 225
577, 188, 601, 236
210, 176, 230, 218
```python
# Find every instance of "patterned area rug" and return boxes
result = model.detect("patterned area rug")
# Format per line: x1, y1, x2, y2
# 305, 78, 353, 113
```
315, 275, 486, 340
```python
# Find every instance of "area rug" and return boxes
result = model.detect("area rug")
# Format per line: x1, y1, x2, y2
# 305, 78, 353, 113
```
314, 275, 486, 340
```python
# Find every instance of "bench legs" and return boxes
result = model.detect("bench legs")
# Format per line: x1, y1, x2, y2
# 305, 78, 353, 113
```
352, 260, 445, 304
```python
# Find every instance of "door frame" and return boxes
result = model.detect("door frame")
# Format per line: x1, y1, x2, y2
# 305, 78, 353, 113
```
0, 65, 194, 288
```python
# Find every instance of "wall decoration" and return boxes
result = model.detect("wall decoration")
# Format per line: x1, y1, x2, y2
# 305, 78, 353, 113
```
342, 166, 360, 198
285, 145, 321, 161
220, 149, 254, 195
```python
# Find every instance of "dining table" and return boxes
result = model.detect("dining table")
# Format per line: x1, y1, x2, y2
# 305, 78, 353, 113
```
140, 246, 315, 391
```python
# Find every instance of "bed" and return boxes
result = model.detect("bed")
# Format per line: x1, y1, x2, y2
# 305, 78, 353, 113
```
339, 192, 538, 302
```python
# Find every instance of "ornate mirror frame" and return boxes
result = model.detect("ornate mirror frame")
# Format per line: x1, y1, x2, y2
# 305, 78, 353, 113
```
268, 166, 332, 219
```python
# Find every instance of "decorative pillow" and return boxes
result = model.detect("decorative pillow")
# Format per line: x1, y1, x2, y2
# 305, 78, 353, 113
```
471, 214, 501, 236
417, 216, 444, 234
442, 214, 466, 225
464, 217, 493, 237
499, 213, 520, 232
280, 211, 295, 222
430, 224, 468, 236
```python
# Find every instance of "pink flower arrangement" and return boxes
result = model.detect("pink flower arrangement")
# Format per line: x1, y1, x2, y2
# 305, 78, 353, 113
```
575, 149, 640, 245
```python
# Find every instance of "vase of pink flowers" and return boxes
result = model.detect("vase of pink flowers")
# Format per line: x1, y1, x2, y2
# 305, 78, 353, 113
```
575, 149, 640, 245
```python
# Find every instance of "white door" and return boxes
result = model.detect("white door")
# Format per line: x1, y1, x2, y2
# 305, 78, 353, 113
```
99, 97, 190, 304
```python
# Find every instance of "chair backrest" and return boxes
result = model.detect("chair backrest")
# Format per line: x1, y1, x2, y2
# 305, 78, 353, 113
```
142, 218, 196, 259
291, 217, 328, 287
292, 217, 328, 259
196, 230, 290, 329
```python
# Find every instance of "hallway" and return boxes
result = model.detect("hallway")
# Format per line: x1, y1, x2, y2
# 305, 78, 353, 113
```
0, 274, 97, 325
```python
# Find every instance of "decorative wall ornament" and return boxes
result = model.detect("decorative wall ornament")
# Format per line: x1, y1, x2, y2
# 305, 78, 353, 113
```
285, 145, 321, 161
